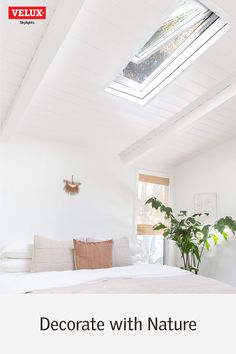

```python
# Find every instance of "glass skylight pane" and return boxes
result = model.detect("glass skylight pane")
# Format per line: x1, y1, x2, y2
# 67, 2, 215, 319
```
137, 0, 207, 58
106, 0, 228, 104
123, 16, 206, 84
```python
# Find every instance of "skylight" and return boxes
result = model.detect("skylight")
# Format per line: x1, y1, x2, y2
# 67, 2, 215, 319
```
105, 0, 228, 104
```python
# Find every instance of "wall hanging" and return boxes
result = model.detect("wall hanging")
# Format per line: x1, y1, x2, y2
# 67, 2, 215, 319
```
194, 192, 217, 223
63, 175, 81, 195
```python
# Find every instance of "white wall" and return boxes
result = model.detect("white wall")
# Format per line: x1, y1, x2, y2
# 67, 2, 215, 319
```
174, 137, 236, 286
0, 137, 173, 259
0, 137, 136, 243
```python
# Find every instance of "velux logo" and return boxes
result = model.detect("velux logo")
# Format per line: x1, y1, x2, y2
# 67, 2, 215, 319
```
8, 6, 46, 20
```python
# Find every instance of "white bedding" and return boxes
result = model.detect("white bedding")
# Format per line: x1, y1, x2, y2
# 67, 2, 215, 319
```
0, 264, 189, 294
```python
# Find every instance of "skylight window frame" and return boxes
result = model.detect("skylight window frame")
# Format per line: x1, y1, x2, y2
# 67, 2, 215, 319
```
136, 0, 208, 61
105, 2, 229, 105
114, 12, 219, 93
132, 8, 211, 65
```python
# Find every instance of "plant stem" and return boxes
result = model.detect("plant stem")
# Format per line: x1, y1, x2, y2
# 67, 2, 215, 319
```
196, 242, 205, 271
186, 253, 190, 271
182, 252, 186, 270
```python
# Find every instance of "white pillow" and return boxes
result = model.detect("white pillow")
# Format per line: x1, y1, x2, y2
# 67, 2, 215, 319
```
1, 241, 33, 259
112, 237, 132, 267
87, 237, 132, 267
0, 259, 31, 273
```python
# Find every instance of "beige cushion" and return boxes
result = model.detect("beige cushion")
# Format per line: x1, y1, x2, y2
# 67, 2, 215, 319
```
73, 239, 113, 269
31, 236, 74, 272
86, 237, 132, 267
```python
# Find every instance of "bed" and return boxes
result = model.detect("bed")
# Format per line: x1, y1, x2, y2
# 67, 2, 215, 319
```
1, 264, 236, 294
1, 236, 235, 294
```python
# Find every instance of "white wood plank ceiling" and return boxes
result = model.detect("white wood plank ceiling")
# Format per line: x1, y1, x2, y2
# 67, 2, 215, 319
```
1, 0, 236, 166
1, 0, 59, 129
140, 96, 236, 166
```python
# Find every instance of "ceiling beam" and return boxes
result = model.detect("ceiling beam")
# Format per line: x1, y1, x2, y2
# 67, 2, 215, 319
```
0, 0, 86, 141
119, 76, 236, 163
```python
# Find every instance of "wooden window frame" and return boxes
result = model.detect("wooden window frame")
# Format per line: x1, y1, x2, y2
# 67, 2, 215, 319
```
137, 173, 169, 236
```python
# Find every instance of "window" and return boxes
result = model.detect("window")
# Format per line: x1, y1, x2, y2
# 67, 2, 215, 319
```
137, 173, 169, 264
105, 0, 228, 104
137, 173, 169, 235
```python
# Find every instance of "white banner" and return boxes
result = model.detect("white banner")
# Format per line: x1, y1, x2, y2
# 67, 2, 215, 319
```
0, 295, 234, 353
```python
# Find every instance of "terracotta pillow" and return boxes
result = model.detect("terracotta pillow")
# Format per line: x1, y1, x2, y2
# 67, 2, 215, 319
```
87, 237, 132, 267
73, 239, 113, 269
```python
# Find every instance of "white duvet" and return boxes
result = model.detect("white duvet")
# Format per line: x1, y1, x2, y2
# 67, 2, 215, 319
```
0, 264, 189, 294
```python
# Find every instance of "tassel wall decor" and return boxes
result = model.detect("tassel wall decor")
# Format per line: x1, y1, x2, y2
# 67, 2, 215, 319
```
63, 175, 81, 195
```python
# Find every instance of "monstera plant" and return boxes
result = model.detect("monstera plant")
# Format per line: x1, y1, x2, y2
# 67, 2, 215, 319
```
146, 198, 236, 274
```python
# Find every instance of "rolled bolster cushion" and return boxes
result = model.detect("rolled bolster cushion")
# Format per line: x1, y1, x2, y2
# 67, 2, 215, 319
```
1, 241, 33, 259
0, 258, 31, 273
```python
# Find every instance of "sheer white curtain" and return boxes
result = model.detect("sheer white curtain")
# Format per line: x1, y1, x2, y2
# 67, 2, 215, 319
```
137, 174, 169, 264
